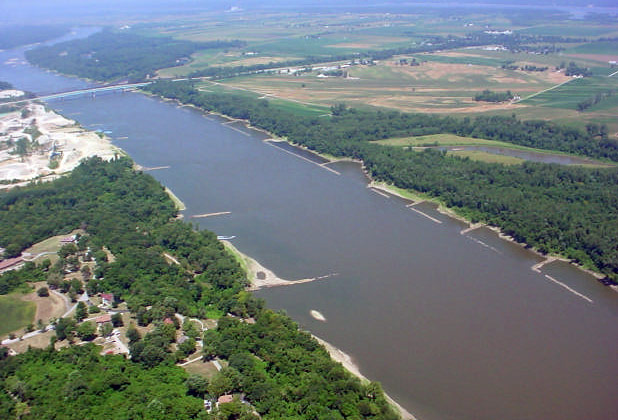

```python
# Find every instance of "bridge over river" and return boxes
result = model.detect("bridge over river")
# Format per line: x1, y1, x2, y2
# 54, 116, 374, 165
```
2, 82, 152, 105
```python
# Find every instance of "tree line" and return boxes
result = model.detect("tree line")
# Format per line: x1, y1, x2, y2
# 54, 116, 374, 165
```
474, 89, 514, 102
577, 89, 617, 112
143, 81, 618, 282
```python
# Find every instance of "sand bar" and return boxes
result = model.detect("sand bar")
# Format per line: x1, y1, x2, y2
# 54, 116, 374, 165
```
0, 101, 122, 188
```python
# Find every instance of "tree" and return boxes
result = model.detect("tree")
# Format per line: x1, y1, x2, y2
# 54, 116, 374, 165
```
37, 286, 49, 297
185, 374, 209, 397
70, 278, 83, 294
100, 322, 113, 337
202, 329, 220, 361
55, 317, 76, 341
46, 271, 63, 289
59, 279, 71, 293
111, 312, 124, 327
126, 323, 141, 343
81, 265, 91, 281
40, 258, 51, 271
14, 137, 29, 157
207, 371, 233, 398
74, 301, 87, 322
37, 319, 45, 332
177, 337, 196, 358
76, 321, 97, 341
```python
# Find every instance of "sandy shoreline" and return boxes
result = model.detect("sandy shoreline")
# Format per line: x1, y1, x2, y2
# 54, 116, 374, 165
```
221, 240, 337, 291
367, 180, 612, 286
0, 101, 122, 188
220, 239, 416, 419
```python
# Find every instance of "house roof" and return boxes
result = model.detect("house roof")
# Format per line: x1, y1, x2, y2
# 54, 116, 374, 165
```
100, 293, 114, 301
163, 318, 174, 325
0, 257, 24, 270
96, 314, 112, 323
218, 395, 234, 404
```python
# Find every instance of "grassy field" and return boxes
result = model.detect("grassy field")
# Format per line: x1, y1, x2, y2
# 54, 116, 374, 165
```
0, 294, 36, 336
375, 133, 575, 154
374, 133, 615, 166
447, 150, 524, 165
374, 133, 526, 147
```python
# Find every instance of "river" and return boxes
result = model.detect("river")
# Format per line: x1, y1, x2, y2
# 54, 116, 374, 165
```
1, 31, 617, 420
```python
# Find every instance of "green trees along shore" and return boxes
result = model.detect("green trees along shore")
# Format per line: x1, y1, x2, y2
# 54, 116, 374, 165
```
143, 80, 618, 283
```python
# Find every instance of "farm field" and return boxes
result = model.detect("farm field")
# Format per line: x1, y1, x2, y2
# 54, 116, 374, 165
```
215, 56, 569, 114
149, 9, 618, 142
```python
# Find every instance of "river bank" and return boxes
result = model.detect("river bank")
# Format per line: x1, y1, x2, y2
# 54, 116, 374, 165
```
141, 89, 612, 287
221, 240, 337, 291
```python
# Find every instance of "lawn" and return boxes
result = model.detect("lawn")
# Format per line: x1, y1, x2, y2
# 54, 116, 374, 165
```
0, 294, 36, 337
23, 229, 83, 264
183, 360, 222, 379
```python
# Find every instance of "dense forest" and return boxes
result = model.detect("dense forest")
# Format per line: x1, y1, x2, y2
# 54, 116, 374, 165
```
25, 30, 245, 82
0, 158, 399, 419
143, 81, 618, 282
0, 25, 69, 49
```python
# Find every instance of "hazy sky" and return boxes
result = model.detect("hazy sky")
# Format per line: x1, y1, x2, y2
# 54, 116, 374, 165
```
1, 0, 615, 25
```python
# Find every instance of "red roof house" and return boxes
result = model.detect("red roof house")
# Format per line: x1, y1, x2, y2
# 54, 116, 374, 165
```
95, 314, 112, 324
217, 395, 234, 405
0, 257, 24, 273
100, 293, 114, 304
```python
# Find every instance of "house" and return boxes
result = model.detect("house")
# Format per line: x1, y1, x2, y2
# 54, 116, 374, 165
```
163, 318, 175, 325
0, 257, 24, 273
204, 400, 213, 412
217, 395, 234, 405
95, 314, 112, 324
60, 235, 77, 244
100, 293, 114, 306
